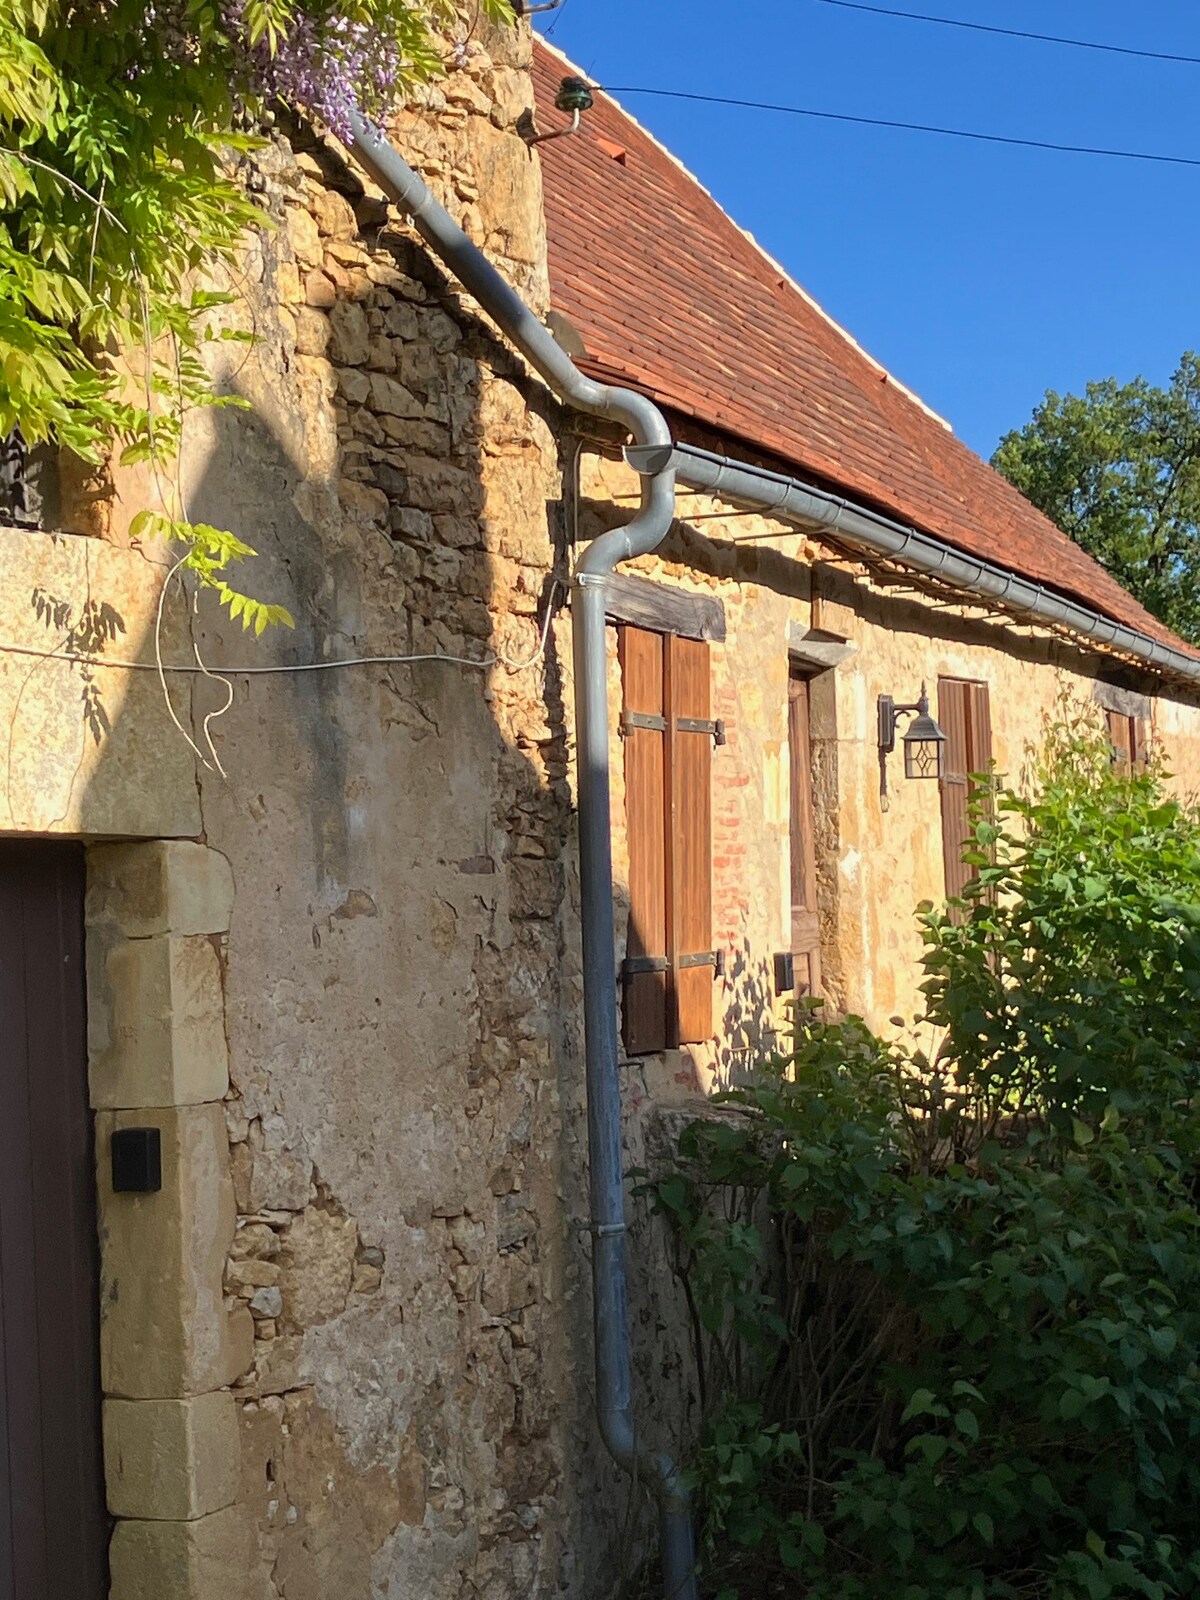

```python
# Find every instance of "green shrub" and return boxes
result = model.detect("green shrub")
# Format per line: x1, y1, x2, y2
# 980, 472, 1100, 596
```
655, 709, 1200, 1600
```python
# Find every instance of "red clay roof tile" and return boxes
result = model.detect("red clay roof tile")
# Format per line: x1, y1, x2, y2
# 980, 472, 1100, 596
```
532, 42, 1192, 656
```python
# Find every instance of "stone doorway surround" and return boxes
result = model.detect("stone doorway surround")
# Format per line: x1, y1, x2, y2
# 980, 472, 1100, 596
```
86, 839, 252, 1600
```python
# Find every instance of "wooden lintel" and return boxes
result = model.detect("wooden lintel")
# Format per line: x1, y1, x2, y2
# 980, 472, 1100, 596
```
602, 574, 726, 642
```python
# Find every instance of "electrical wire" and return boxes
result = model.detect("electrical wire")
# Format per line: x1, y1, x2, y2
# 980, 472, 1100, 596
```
813, 0, 1200, 70
3, 579, 564, 678
598, 84, 1200, 170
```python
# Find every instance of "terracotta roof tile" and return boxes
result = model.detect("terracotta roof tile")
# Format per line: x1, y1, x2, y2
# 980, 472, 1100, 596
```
532, 42, 1193, 657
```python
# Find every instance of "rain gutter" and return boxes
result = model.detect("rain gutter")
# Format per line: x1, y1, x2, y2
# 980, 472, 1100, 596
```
638, 441, 1200, 695
345, 112, 698, 1600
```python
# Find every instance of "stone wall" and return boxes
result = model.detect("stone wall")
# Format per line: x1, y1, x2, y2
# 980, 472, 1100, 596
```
6, 12, 1200, 1597
4, 13, 653, 1598
579, 448, 1200, 1061
156, 19, 638, 1599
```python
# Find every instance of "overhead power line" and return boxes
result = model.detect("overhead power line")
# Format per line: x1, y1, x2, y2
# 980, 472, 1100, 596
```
813, 0, 1200, 69
599, 85, 1200, 170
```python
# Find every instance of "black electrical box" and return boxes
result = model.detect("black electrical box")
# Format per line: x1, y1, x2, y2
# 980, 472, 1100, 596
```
773, 951, 795, 996
111, 1126, 162, 1193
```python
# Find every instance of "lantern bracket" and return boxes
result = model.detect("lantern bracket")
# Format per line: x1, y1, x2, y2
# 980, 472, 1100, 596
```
877, 683, 946, 809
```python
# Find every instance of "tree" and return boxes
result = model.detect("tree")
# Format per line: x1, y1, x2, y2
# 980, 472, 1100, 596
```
992, 353, 1200, 645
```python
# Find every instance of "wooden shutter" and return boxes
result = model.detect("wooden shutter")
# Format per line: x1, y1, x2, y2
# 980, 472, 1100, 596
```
788, 672, 822, 999
619, 626, 715, 1053
1131, 716, 1148, 772
620, 626, 669, 1053
939, 679, 972, 906
1106, 709, 1147, 773
668, 635, 714, 1045
938, 678, 992, 909
968, 682, 993, 784
1106, 709, 1133, 769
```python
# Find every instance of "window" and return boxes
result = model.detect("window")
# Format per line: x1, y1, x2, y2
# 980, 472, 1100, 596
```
938, 677, 993, 907
1105, 708, 1148, 774
619, 624, 715, 1054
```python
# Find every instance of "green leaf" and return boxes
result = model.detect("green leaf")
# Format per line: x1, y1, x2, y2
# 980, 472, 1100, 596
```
954, 1409, 979, 1442
971, 1513, 994, 1547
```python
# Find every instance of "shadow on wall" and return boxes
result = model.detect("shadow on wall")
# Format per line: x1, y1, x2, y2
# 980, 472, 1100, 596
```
69, 158, 671, 1598
717, 938, 785, 1088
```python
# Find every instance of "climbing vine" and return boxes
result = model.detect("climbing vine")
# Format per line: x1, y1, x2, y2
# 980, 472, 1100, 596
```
0, 0, 510, 630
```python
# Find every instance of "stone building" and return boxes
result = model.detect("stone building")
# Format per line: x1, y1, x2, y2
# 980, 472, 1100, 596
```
1, 16, 1199, 1600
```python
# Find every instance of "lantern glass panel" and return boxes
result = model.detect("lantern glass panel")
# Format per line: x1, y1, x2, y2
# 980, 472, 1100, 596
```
904, 736, 943, 780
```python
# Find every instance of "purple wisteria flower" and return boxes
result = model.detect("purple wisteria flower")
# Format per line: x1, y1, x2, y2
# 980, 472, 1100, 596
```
219, 0, 401, 138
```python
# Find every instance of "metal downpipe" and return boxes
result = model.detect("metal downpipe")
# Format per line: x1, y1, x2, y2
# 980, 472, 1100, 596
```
573, 467, 696, 1600
346, 111, 698, 1599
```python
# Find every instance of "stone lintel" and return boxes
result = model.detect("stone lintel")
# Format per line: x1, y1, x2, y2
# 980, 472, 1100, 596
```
788, 624, 858, 671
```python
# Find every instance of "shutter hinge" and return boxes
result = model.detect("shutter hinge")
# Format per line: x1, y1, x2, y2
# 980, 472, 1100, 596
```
675, 716, 726, 745
622, 951, 726, 978
678, 949, 726, 977
620, 710, 668, 736
622, 954, 669, 975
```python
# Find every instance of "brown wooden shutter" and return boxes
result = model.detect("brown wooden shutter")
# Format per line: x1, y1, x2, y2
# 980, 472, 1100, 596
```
967, 682, 993, 784
939, 678, 992, 909
939, 678, 972, 906
618, 625, 715, 1053
788, 672, 822, 999
1106, 709, 1147, 773
620, 626, 669, 1053
1106, 708, 1133, 769
667, 634, 714, 1045
1132, 716, 1148, 773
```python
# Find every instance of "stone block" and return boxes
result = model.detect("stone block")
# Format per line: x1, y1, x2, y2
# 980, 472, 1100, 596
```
109, 1505, 250, 1600
88, 932, 229, 1108
104, 1392, 239, 1520
312, 189, 357, 240
368, 372, 424, 418
293, 306, 330, 357
0, 525, 199, 837
275, 1205, 357, 1329
99, 1105, 245, 1398
326, 300, 370, 365
87, 841, 234, 939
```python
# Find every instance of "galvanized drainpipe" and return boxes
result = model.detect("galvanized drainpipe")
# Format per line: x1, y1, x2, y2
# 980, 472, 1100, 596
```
646, 441, 1200, 694
345, 112, 698, 1600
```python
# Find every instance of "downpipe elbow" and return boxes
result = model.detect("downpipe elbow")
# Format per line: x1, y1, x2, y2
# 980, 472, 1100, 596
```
598, 1406, 697, 1600
575, 466, 677, 580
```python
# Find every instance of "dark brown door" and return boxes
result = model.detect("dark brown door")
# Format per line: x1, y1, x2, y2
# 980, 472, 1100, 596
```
788, 672, 822, 1000
0, 842, 107, 1600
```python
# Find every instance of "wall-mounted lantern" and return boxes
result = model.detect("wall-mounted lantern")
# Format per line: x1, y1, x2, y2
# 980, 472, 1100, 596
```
877, 683, 946, 807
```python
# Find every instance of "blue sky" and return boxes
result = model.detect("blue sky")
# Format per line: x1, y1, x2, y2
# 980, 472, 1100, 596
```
535, 1, 1200, 460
